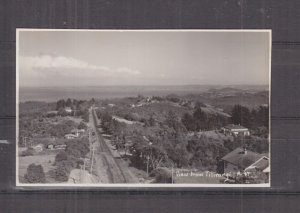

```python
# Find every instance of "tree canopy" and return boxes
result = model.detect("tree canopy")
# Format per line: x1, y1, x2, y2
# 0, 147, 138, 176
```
24, 164, 46, 183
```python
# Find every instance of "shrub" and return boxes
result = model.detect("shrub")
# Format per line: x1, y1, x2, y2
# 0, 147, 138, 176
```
20, 148, 35, 157
65, 138, 89, 158
53, 160, 75, 182
78, 121, 87, 130
24, 164, 46, 183
52, 165, 69, 182
55, 151, 68, 163
150, 167, 172, 183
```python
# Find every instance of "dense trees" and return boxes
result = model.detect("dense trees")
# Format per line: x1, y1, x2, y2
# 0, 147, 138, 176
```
95, 98, 269, 177
181, 113, 196, 131
78, 121, 87, 130
52, 138, 89, 182
223, 135, 268, 154
49, 120, 76, 137
55, 98, 91, 119
55, 150, 68, 162
24, 164, 46, 183
231, 104, 269, 130
181, 107, 228, 132
66, 98, 72, 107
231, 105, 252, 127
65, 138, 90, 159
56, 99, 66, 110
186, 135, 227, 170
130, 136, 168, 172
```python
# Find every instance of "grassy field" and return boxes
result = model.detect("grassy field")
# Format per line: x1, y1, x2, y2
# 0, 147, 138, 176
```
18, 153, 56, 182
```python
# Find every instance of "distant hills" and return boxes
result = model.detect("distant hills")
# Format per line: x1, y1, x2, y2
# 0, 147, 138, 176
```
19, 85, 268, 103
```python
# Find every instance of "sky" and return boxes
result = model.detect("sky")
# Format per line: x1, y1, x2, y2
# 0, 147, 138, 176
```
18, 30, 270, 87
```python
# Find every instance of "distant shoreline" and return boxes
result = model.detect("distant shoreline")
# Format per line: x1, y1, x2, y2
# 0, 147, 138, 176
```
19, 85, 269, 103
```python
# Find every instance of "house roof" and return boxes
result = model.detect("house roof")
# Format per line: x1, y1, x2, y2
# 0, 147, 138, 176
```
224, 124, 248, 131
65, 134, 78, 137
47, 111, 58, 114
245, 156, 269, 171
222, 148, 262, 169
47, 138, 68, 145
263, 166, 270, 173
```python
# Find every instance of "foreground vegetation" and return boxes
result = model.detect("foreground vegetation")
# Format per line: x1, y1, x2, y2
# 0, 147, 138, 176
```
19, 88, 269, 184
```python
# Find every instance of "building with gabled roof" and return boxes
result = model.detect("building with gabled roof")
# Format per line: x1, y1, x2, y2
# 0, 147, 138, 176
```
222, 124, 250, 136
221, 147, 267, 173
245, 156, 269, 172
64, 133, 78, 139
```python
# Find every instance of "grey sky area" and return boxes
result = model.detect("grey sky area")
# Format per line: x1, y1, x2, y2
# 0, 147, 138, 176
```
19, 30, 270, 87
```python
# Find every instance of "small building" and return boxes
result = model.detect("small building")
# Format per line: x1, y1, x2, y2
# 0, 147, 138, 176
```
64, 107, 72, 114
222, 124, 250, 136
64, 133, 78, 139
221, 148, 265, 174
78, 129, 85, 133
47, 143, 67, 150
33, 144, 43, 152
54, 144, 67, 149
46, 111, 58, 117
71, 129, 84, 136
46, 144, 54, 150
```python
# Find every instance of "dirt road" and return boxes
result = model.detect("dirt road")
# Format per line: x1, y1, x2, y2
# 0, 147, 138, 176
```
89, 107, 138, 183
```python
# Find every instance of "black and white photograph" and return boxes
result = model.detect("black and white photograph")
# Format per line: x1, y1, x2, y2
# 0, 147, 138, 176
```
16, 29, 271, 187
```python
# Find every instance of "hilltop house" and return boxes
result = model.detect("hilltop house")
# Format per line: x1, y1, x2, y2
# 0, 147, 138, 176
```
221, 147, 269, 174
71, 129, 85, 136
64, 133, 78, 140
64, 107, 72, 114
222, 124, 250, 136
108, 103, 115, 107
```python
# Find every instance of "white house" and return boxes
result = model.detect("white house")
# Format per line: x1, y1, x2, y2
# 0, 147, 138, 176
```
71, 129, 84, 136
222, 124, 250, 136
108, 103, 115, 107
64, 107, 72, 114
65, 133, 78, 139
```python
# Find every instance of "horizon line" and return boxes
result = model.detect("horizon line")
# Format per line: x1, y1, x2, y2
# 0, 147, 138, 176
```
19, 84, 269, 88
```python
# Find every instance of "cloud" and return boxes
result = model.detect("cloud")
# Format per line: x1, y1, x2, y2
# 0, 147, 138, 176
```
115, 67, 140, 75
19, 55, 140, 75
22, 54, 107, 70
19, 54, 141, 86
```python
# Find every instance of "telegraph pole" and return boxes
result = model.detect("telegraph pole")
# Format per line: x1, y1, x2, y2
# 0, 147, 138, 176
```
171, 164, 174, 184
90, 146, 95, 173
80, 164, 82, 183
23, 137, 26, 147
146, 155, 149, 176
83, 159, 86, 171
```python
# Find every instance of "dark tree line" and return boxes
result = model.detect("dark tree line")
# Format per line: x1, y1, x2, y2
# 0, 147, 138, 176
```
56, 98, 85, 110
231, 105, 269, 129
181, 107, 228, 132
55, 98, 90, 121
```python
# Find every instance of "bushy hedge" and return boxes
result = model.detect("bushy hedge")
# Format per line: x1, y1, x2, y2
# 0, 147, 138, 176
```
24, 163, 46, 183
